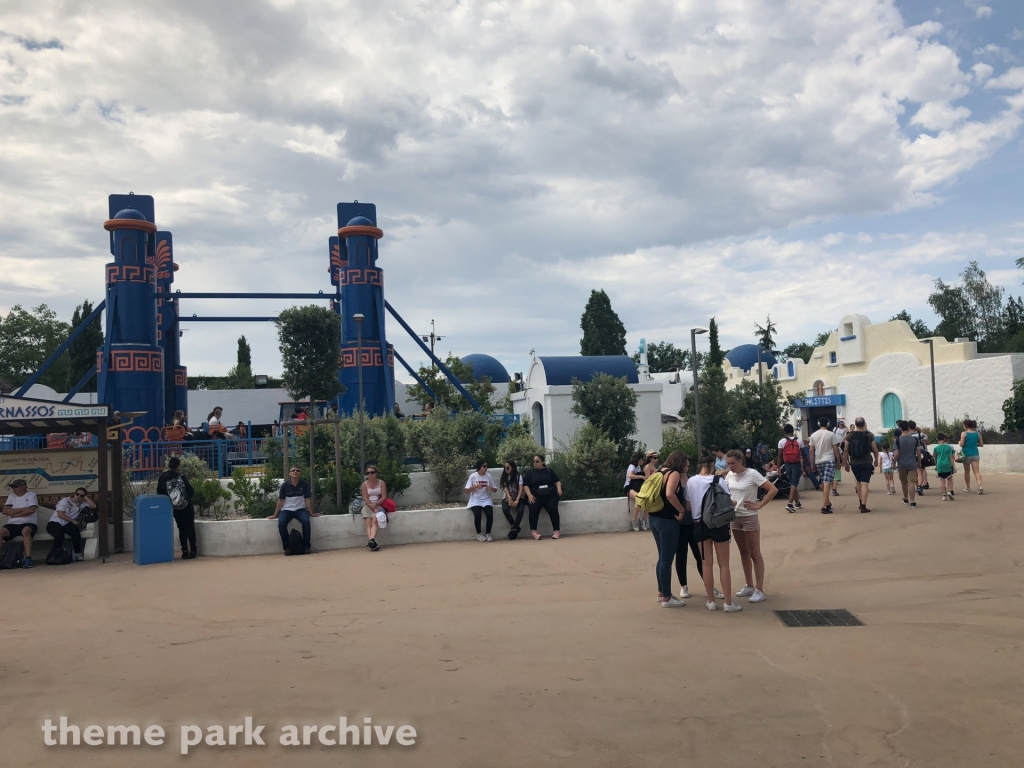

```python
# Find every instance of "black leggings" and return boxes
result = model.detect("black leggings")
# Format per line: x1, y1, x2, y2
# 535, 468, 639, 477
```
174, 506, 197, 553
45, 521, 82, 554
471, 505, 493, 535
675, 523, 703, 588
528, 495, 560, 532
502, 499, 525, 530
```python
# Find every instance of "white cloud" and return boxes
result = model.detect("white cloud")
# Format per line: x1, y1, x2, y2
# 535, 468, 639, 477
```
1, 0, 1024, 376
975, 6, 994, 19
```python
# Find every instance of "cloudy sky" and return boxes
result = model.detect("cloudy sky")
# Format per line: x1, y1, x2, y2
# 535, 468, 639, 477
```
2, 0, 1023, 382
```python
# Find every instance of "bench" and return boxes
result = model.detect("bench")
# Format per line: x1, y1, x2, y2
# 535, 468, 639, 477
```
1, 511, 100, 562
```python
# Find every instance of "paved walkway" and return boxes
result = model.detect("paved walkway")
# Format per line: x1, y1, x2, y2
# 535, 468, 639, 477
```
2, 473, 1022, 767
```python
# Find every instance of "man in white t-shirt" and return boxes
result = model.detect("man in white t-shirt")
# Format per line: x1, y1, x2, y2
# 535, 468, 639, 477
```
808, 417, 841, 514
2, 479, 39, 568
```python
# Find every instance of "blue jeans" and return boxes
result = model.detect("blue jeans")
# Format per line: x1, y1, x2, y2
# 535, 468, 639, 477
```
649, 515, 680, 598
278, 508, 311, 550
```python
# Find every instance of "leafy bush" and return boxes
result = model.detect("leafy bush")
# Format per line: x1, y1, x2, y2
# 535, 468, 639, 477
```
559, 424, 621, 500
428, 452, 470, 503
659, 426, 697, 463
176, 454, 231, 517
228, 468, 279, 518
374, 457, 411, 499
496, 429, 544, 472
1002, 379, 1024, 433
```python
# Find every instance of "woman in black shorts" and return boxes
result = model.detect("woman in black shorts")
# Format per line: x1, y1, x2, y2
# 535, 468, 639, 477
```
623, 451, 646, 531
685, 449, 741, 613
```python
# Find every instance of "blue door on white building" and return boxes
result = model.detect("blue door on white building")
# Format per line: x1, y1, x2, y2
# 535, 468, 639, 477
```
882, 393, 903, 429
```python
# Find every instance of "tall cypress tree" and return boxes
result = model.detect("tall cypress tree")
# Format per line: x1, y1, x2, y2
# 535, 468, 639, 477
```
237, 336, 252, 368
707, 317, 724, 367
580, 290, 627, 356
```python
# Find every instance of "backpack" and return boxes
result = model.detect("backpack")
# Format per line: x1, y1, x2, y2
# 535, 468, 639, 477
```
166, 474, 190, 511
781, 437, 802, 464
701, 476, 736, 529
287, 528, 305, 556
0, 541, 25, 570
634, 471, 666, 514
45, 540, 74, 566
847, 431, 871, 460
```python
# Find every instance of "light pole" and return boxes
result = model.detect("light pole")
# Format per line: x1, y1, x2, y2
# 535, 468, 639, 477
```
420, 319, 444, 367
920, 339, 938, 429
354, 313, 365, 480
691, 327, 708, 455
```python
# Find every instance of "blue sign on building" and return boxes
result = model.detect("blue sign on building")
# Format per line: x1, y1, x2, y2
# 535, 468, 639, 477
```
794, 394, 846, 409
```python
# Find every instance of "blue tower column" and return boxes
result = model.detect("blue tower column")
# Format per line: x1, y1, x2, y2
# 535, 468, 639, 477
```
335, 203, 394, 416
153, 231, 188, 422
98, 194, 165, 443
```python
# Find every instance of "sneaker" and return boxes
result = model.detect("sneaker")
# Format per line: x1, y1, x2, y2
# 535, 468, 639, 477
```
631, 520, 640, 532
660, 596, 685, 608
978, 488, 984, 495
714, 588, 724, 599
72, 552, 84, 562
477, 534, 486, 542
706, 601, 718, 611
736, 585, 754, 597
785, 503, 795, 513
794, 502, 803, 509
910, 502, 917, 508
821, 507, 832, 514
832, 489, 839, 496
680, 585, 690, 599
485, 534, 493, 542
304, 546, 311, 555
916, 486, 924, 495
22, 557, 33, 569
641, 518, 649, 531
531, 531, 542, 540
948, 490, 954, 499
369, 539, 380, 551
860, 505, 871, 513
941, 493, 948, 501
923, 483, 930, 489
723, 602, 743, 613
749, 589, 766, 603
902, 497, 909, 505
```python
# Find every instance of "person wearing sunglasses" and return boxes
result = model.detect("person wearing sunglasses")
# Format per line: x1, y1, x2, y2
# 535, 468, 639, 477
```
46, 487, 94, 562
523, 454, 562, 540
360, 466, 388, 552
267, 467, 319, 555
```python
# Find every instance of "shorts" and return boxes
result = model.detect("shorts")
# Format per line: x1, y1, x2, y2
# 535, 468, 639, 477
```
897, 468, 916, 483
695, 520, 731, 544
850, 463, 874, 483
2, 522, 38, 540
360, 504, 377, 520
816, 461, 835, 484
937, 470, 953, 479
961, 455, 979, 465
730, 515, 760, 532
882, 468, 894, 475
783, 462, 803, 486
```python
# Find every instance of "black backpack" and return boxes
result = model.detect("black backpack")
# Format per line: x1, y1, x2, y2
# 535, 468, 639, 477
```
847, 431, 871, 460
0, 541, 25, 570
701, 476, 736, 529
45, 540, 74, 566
288, 528, 305, 556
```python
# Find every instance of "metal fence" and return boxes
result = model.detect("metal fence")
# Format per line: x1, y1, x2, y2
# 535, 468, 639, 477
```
122, 437, 272, 480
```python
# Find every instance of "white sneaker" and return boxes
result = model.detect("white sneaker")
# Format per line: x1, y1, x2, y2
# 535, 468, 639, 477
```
736, 585, 754, 597
714, 588, 724, 599
660, 596, 685, 608
485, 534, 493, 542
680, 585, 690, 599
641, 517, 649, 531
706, 600, 717, 611
476, 534, 486, 542
631, 520, 640, 532
72, 552, 84, 562
749, 589, 766, 603
723, 602, 743, 613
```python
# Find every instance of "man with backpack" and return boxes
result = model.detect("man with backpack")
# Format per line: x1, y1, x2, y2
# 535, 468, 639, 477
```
157, 456, 198, 560
842, 417, 880, 513
777, 424, 804, 513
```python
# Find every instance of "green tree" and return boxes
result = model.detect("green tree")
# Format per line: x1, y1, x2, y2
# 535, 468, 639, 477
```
781, 342, 814, 364
753, 316, 779, 354
1002, 379, 1024, 433
405, 355, 496, 413
65, 300, 103, 392
0, 304, 71, 390
631, 341, 690, 372
276, 305, 343, 404
237, 336, 252, 368
223, 335, 255, 389
732, 377, 791, 449
561, 424, 620, 498
890, 311, 931, 339
707, 317, 724, 367
580, 289, 627, 356
569, 373, 638, 451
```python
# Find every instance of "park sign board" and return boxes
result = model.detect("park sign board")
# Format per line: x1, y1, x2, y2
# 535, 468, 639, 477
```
792, 394, 846, 409
0, 447, 110, 504
0, 396, 110, 428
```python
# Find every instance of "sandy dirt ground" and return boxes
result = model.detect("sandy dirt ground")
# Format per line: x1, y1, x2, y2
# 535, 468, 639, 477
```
2, 473, 1022, 767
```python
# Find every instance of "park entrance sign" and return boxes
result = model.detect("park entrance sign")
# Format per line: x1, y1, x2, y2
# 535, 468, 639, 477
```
0, 396, 110, 427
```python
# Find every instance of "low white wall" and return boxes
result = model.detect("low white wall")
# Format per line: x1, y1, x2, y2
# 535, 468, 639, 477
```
115, 496, 632, 557
970, 444, 1024, 474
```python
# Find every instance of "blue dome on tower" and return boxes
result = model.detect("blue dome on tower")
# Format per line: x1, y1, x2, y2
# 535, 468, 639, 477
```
724, 344, 777, 372
460, 354, 510, 384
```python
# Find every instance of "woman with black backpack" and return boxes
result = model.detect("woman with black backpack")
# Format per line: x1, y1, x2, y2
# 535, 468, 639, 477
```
157, 456, 197, 560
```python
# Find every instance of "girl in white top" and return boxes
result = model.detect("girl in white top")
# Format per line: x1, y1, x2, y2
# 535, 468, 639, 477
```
880, 444, 895, 495
623, 450, 646, 532
725, 450, 776, 604
464, 460, 498, 542
360, 466, 388, 551
685, 450, 740, 612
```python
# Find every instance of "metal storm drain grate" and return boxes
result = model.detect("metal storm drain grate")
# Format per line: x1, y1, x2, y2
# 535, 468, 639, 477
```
774, 609, 864, 628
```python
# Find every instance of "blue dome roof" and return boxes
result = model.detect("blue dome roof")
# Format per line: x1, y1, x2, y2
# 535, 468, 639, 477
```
460, 354, 510, 384
345, 215, 374, 227
724, 344, 777, 372
112, 208, 147, 221
538, 356, 639, 386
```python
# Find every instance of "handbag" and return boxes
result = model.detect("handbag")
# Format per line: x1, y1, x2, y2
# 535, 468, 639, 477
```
381, 498, 396, 514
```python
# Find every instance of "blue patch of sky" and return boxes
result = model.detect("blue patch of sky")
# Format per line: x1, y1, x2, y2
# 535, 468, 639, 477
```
12, 36, 63, 51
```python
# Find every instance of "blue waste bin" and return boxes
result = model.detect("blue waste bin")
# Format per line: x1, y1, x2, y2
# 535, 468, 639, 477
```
133, 494, 174, 565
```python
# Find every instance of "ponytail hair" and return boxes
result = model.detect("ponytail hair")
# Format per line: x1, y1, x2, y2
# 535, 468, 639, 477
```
697, 449, 715, 468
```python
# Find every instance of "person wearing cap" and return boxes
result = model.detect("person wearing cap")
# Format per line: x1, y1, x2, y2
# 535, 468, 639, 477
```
2, 479, 38, 568
267, 467, 319, 555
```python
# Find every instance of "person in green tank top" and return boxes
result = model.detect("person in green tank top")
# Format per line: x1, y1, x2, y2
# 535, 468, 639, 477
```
958, 419, 984, 495
932, 434, 956, 501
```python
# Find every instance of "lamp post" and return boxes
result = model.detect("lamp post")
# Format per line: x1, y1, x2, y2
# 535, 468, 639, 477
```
920, 338, 938, 429
354, 313, 365, 480
691, 327, 708, 454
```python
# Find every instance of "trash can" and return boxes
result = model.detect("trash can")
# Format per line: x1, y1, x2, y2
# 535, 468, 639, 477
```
133, 494, 174, 565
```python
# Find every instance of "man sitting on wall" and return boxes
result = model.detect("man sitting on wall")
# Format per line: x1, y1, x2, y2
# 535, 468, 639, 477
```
267, 467, 319, 555
2, 479, 38, 568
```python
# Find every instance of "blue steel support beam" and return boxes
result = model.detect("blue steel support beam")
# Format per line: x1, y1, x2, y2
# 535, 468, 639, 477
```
15, 300, 106, 397
384, 300, 482, 411
179, 317, 280, 322
392, 348, 439, 407
160, 293, 332, 300
63, 366, 97, 403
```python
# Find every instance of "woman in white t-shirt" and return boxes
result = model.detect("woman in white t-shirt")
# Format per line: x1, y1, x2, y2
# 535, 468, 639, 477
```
464, 460, 498, 542
686, 450, 741, 612
725, 449, 777, 604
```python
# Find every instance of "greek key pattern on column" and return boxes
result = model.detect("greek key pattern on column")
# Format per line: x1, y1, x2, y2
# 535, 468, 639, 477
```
106, 265, 156, 285
175, 368, 188, 387
339, 267, 383, 287
340, 348, 387, 368
110, 350, 164, 373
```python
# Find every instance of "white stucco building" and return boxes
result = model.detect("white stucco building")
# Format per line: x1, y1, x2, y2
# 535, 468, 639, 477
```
724, 314, 1024, 434
510, 355, 664, 453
